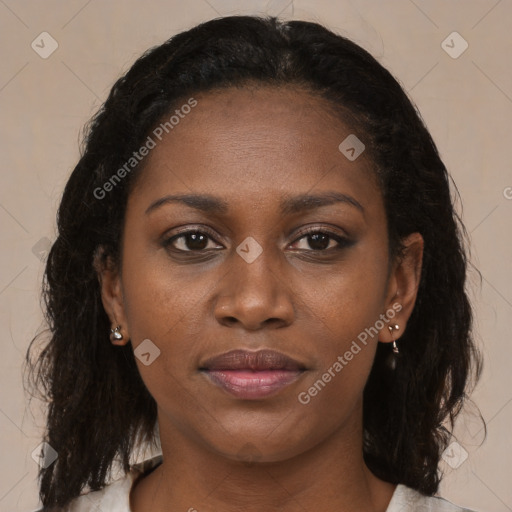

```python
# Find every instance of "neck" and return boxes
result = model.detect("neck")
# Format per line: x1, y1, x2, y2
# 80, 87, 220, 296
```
130, 406, 396, 512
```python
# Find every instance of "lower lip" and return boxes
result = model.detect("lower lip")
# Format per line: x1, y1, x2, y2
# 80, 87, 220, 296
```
202, 370, 303, 399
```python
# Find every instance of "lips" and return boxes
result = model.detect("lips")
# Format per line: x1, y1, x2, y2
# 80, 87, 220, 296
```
201, 349, 306, 372
200, 349, 306, 399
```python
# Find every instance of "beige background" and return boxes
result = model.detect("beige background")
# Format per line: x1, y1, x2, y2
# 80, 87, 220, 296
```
0, 1, 511, 511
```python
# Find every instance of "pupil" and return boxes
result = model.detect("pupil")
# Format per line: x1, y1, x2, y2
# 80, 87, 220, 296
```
309, 233, 329, 250
187, 233, 208, 250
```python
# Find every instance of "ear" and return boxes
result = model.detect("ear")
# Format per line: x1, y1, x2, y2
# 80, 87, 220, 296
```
378, 232, 424, 343
93, 246, 130, 346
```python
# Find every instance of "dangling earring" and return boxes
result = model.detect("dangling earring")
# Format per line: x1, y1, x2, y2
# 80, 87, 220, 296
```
110, 325, 123, 342
389, 324, 400, 354
385, 324, 400, 370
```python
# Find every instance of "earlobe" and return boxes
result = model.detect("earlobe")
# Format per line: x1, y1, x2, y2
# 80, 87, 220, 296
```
93, 246, 130, 345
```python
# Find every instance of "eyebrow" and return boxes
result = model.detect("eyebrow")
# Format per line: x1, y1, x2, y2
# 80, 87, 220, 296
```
145, 192, 365, 216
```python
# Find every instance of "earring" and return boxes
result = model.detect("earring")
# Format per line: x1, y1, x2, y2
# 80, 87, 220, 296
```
388, 324, 400, 354
385, 324, 400, 371
110, 325, 123, 342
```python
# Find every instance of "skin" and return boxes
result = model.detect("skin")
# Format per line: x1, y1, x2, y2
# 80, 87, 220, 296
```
97, 85, 423, 512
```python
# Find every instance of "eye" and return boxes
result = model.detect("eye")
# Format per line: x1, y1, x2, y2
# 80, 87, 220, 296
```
162, 226, 353, 254
163, 229, 223, 252
289, 228, 353, 251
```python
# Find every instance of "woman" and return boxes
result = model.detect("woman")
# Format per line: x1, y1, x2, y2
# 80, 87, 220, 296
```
27, 15, 482, 512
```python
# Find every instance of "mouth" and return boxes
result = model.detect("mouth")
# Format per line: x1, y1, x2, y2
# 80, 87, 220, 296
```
199, 349, 307, 400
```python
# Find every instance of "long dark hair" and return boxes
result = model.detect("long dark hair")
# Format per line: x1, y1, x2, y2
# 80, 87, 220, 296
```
26, 15, 482, 509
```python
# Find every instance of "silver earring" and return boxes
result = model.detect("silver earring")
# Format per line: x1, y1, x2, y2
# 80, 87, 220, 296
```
110, 325, 123, 341
385, 324, 400, 371
388, 324, 400, 354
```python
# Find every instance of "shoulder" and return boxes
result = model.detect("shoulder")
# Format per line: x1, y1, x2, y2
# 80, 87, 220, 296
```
387, 484, 479, 512
64, 455, 163, 512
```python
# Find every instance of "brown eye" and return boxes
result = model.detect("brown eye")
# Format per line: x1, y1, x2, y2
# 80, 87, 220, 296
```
302, 233, 333, 251
163, 230, 222, 252
290, 229, 353, 252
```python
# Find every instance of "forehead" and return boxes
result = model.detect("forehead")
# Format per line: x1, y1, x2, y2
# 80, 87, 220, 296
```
129, 85, 381, 214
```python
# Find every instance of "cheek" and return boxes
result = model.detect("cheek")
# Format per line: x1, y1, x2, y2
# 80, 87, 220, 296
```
113, 221, 211, 425
119, 260, 201, 417
296, 299, 380, 424
298, 248, 388, 402
312, 254, 388, 345
120, 241, 195, 340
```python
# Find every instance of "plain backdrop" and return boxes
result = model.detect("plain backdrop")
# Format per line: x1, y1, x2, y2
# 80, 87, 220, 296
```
0, 1, 511, 511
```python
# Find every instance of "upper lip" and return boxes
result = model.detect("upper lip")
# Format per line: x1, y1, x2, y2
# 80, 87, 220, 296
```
200, 349, 306, 371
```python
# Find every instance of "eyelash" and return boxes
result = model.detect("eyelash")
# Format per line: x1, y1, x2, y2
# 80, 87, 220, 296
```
162, 226, 353, 254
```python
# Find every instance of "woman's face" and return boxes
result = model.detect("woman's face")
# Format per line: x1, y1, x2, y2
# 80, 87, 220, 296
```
100, 85, 422, 462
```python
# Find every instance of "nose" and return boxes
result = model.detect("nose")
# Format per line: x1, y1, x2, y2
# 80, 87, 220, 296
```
213, 244, 295, 331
